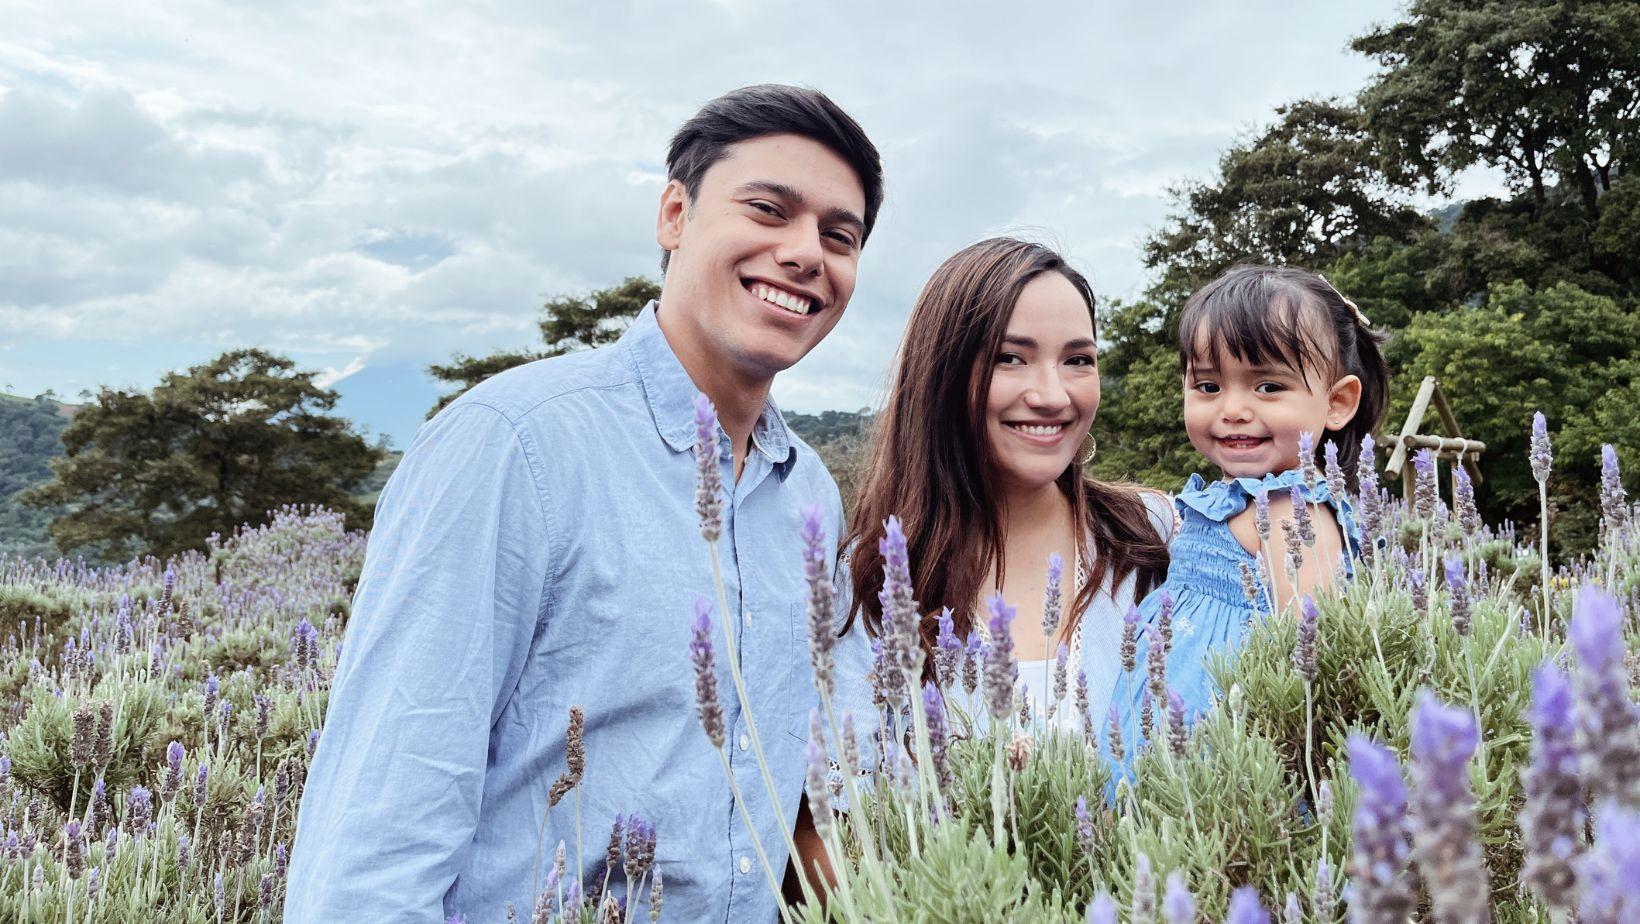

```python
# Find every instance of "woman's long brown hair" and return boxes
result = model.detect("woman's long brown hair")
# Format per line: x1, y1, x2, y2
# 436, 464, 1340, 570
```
844, 238, 1169, 651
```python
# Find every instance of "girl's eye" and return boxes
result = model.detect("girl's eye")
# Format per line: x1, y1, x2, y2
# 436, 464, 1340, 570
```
1193, 381, 1220, 394
1255, 382, 1285, 394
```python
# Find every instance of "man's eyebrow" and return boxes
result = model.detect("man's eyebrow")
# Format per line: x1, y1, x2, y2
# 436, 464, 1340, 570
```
734, 180, 866, 234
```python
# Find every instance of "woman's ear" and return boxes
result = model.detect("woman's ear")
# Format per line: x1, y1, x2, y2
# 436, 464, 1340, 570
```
1324, 374, 1363, 431
656, 179, 688, 253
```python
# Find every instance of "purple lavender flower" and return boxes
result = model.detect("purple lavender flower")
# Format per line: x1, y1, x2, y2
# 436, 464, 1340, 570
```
1076, 668, 1094, 746
193, 764, 209, 808
1299, 431, 1317, 488
841, 711, 860, 778
1120, 604, 1140, 673
86, 866, 100, 902
806, 735, 831, 837
649, 866, 664, 923
962, 632, 982, 695
307, 728, 320, 758
1568, 585, 1640, 806
982, 594, 1018, 721
214, 872, 225, 918
688, 597, 726, 749
1145, 625, 1169, 742
801, 503, 836, 696
692, 393, 724, 542
1346, 734, 1414, 923
1086, 892, 1118, 924
1051, 642, 1069, 717
1130, 853, 1155, 922
1312, 857, 1333, 923
1042, 552, 1065, 638
1453, 464, 1481, 536
1324, 439, 1346, 498
1357, 435, 1382, 553
922, 683, 952, 795
1255, 488, 1272, 542
1443, 556, 1472, 637
933, 608, 960, 690
1600, 444, 1628, 534
1519, 662, 1583, 909
1577, 801, 1640, 922
1162, 871, 1194, 924
203, 673, 219, 719
1106, 704, 1123, 762
1156, 589, 1175, 650
1226, 886, 1269, 924
1530, 411, 1552, 483
878, 515, 920, 702
1239, 561, 1259, 605
1166, 688, 1188, 757
162, 741, 184, 801
1407, 692, 1488, 920
1413, 448, 1438, 519
71, 705, 95, 768
127, 785, 153, 837
1289, 485, 1315, 545
1409, 568, 1428, 612
1074, 796, 1094, 855
63, 820, 84, 879
1294, 596, 1319, 682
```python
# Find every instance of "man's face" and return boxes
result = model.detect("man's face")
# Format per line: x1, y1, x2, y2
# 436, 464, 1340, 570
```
656, 133, 867, 381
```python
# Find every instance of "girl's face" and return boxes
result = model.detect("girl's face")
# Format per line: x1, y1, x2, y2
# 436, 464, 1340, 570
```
981, 273, 1101, 493
1182, 333, 1362, 479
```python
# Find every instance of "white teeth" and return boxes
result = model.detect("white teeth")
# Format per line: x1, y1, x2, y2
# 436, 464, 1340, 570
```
751, 283, 810, 315
1013, 424, 1065, 436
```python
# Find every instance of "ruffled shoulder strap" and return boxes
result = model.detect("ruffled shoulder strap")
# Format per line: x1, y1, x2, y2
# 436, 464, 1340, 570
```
1174, 468, 1353, 523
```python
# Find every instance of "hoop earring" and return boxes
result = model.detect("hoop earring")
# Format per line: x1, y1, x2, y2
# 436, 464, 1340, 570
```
1076, 433, 1098, 466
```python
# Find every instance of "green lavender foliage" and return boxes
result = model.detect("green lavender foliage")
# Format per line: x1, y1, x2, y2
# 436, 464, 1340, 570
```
797, 442, 1637, 923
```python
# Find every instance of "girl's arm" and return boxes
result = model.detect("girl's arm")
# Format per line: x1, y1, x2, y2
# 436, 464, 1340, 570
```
1226, 491, 1345, 618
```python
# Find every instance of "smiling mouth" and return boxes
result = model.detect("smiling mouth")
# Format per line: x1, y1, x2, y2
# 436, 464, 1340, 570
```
744, 280, 819, 316
1005, 421, 1069, 438
1216, 435, 1271, 450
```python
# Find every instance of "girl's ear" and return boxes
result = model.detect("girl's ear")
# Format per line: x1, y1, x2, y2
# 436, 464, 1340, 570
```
1324, 374, 1363, 432
656, 179, 689, 253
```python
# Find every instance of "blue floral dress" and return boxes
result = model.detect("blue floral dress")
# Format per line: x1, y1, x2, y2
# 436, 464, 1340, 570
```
1104, 468, 1359, 779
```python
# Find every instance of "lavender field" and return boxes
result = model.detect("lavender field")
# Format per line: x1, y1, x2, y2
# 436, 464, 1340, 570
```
0, 421, 1637, 922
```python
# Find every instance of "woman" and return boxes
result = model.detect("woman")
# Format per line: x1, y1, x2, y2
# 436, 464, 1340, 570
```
843, 237, 1171, 732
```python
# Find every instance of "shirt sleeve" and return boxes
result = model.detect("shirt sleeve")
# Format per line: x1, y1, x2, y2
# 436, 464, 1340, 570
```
285, 402, 554, 921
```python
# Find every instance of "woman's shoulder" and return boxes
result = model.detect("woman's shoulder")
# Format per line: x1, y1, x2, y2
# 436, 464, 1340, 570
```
1137, 488, 1177, 542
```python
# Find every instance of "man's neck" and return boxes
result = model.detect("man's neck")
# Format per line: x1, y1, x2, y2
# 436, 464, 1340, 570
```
654, 296, 772, 480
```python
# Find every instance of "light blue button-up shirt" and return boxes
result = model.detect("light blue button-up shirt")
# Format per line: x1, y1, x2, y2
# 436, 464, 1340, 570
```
287, 303, 867, 923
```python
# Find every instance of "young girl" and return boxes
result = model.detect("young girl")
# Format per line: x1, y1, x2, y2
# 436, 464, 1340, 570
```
1108, 264, 1389, 764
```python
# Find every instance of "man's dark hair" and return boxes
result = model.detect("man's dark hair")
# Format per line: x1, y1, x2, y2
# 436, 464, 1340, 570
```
661, 84, 884, 272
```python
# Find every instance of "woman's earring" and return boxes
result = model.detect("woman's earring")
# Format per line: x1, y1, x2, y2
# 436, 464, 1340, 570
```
1076, 433, 1098, 466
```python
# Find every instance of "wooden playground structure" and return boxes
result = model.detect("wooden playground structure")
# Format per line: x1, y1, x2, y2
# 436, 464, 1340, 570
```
1379, 376, 1486, 500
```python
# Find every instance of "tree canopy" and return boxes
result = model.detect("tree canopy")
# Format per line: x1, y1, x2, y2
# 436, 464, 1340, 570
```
21, 350, 384, 562
427, 276, 660, 416
1095, 0, 1639, 554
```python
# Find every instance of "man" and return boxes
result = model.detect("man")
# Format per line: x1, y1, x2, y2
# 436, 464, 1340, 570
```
285, 84, 883, 922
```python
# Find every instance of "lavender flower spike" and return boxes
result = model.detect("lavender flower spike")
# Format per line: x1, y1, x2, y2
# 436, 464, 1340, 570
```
1120, 604, 1140, 673
1162, 871, 1194, 924
1226, 886, 1270, 924
981, 594, 1018, 721
1298, 430, 1317, 488
878, 515, 921, 698
1345, 734, 1414, 923
688, 597, 726, 749
801, 503, 836, 696
1042, 552, 1065, 638
1074, 796, 1094, 854
1519, 662, 1583, 909
1600, 444, 1628, 533
1577, 800, 1640, 923
1255, 488, 1272, 542
1443, 556, 1472, 637
1568, 585, 1640, 806
1454, 464, 1481, 536
1086, 892, 1118, 924
1413, 448, 1437, 519
1130, 852, 1156, 924
805, 736, 831, 838
692, 393, 724, 542
922, 684, 953, 795
1529, 411, 1552, 483
1324, 439, 1346, 501
933, 608, 961, 690
1408, 692, 1489, 921
1294, 596, 1319, 682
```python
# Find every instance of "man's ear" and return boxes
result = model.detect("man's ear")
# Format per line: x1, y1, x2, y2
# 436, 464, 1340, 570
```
656, 179, 688, 254
1324, 374, 1363, 432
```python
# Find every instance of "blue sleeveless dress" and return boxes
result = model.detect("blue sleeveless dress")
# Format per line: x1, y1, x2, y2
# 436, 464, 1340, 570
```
1103, 468, 1358, 779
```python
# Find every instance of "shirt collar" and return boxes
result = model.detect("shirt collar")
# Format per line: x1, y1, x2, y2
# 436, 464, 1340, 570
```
621, 301, 798, 474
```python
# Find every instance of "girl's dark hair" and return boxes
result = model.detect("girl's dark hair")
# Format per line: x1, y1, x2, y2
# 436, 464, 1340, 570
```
1176, 264, 1390, 480
662, 84, 884, 272
844, 238, 1169, 650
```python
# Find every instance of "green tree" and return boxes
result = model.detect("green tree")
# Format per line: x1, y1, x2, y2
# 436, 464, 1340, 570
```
0, 394, 71, 559
20, 350, 383, 561
428, 276, 661, 416
1353, 0, 1640, 215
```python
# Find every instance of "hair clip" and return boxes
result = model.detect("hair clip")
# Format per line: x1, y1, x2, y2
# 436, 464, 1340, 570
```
1317, 274, 1371, 328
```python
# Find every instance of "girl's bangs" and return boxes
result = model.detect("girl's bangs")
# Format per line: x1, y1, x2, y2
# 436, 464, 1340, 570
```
1178, 285, 1331, 381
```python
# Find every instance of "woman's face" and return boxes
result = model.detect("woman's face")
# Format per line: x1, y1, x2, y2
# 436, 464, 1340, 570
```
981, 272, 1101, 494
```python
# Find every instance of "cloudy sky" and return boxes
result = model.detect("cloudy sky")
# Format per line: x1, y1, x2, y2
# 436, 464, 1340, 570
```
1, 0, 1487, 449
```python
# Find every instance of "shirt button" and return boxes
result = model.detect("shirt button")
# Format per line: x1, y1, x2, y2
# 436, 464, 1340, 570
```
739, 855, 751, 875
738, 734, 750, 752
